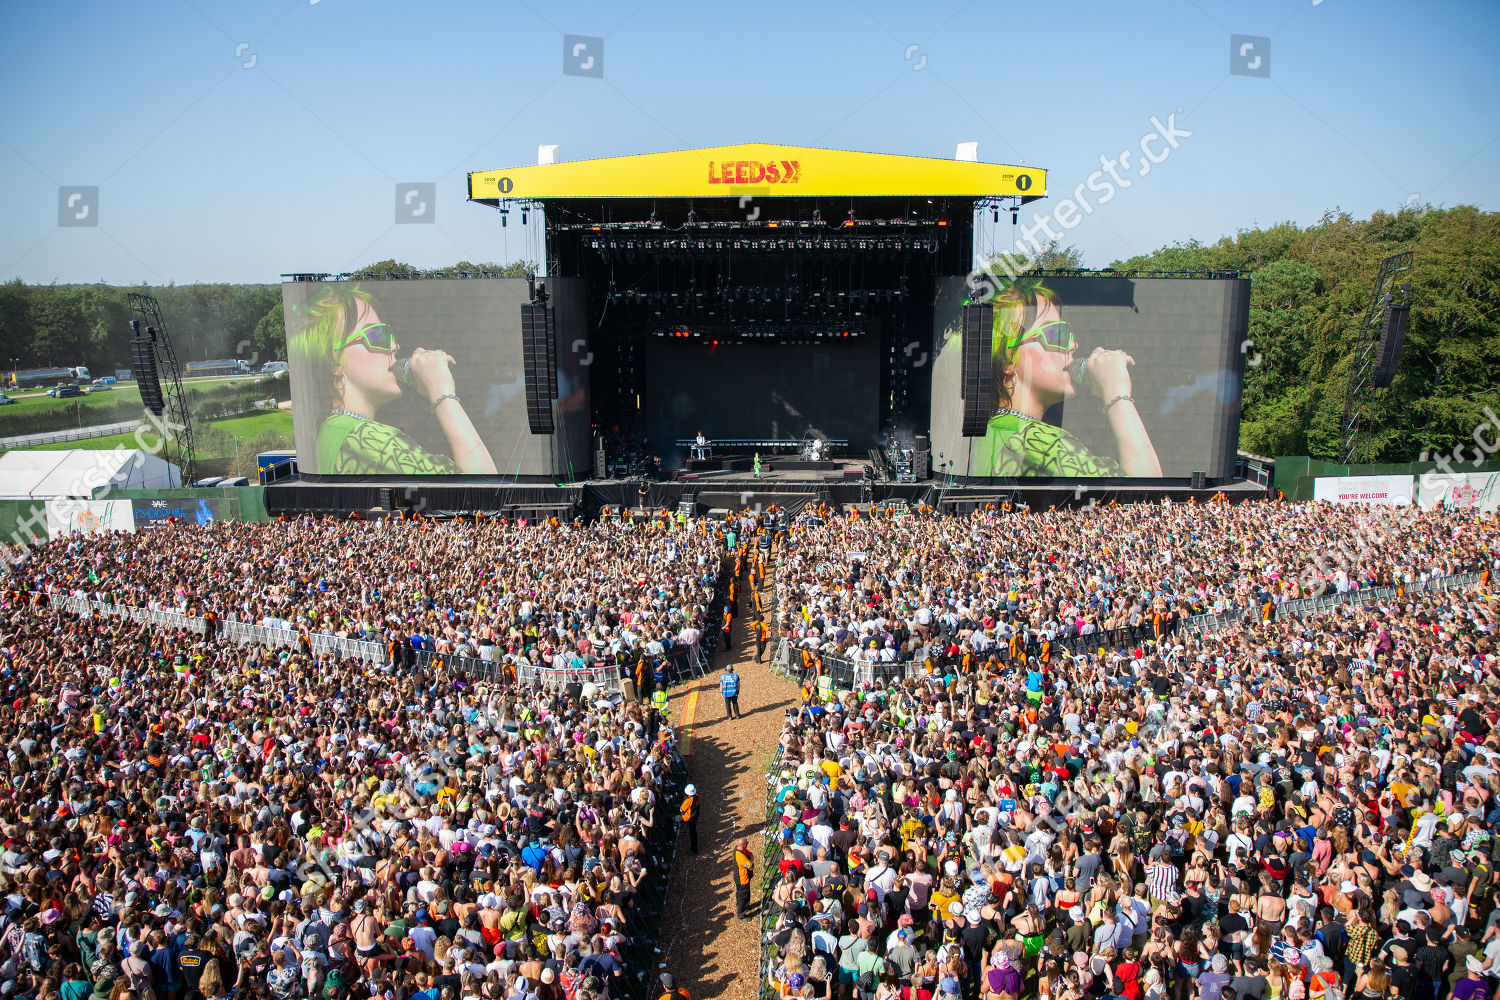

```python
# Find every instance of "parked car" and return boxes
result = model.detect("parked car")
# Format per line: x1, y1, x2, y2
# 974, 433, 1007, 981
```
84, 381, 114, 392
0, 392, 14, 405
48, 384, 82, 398
260, 361, 289, 376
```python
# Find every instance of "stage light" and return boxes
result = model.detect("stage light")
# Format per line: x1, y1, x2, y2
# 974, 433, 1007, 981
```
992, 209, 999, 222
1012, 211, 1018, 224
522, 210, 529, 225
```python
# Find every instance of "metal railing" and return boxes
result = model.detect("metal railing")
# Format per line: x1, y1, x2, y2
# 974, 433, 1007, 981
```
759, 741, 789, 1000
51, 593, 206, 633
217, 619, 388, 662
0, 418, 145, 450
783, 570, 1486, 692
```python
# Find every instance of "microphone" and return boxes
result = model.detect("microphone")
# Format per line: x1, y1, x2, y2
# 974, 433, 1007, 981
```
395, 354, 453, 387
1073, 357, 1090, 386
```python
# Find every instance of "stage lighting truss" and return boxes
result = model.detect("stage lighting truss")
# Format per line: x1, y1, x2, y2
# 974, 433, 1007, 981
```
582, 232, 942, 257
605, 285, 905, 317
648, 323, 869, 345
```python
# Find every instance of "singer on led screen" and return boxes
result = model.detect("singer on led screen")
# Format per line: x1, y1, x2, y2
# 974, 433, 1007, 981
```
287, 285, 497, 475
970, 277, 1162, 478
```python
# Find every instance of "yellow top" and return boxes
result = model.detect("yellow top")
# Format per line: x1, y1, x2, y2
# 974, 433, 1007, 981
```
470, 143, 1045, 201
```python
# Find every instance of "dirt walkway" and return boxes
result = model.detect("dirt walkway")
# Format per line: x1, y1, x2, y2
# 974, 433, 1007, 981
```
660, 569, 796, 1000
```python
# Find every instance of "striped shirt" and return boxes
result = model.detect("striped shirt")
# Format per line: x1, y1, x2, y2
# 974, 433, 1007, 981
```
1145, 860, 1179, 900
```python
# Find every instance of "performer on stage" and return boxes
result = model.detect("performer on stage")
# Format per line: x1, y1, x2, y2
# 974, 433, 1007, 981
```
810, 437, 824, 462
692, 430, 709, 461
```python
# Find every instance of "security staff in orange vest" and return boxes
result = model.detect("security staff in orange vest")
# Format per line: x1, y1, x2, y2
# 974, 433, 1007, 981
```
755, 619, 770, 662
721, 605, 732, 650
733, 837, 754, 919
658, 973, 690, 1000
680, 784, 699, 854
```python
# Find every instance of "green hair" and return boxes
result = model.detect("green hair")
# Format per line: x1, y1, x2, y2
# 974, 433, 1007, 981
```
287, 284, 373, 417
985, 276, 1060, 404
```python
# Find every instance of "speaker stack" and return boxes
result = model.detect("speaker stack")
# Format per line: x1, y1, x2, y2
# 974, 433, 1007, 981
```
960, 303, 995, 437
520, 303, 555, 434
129, 323, 166, 416
1373, 293, 1411, 388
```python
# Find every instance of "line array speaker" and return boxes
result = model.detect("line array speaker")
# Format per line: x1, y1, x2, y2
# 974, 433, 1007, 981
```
1373, 298, 1410, 388
520, 303, 555, 434
960, 303, 994, 437
130, 336, 165, 416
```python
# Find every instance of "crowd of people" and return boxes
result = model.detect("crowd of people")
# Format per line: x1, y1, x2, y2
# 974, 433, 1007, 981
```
5, 496, 1499, 1000
0, 510, 763, 1000
0, 595, 687, 1000
9, 515, 728, 686
773, 501, 1491, 665
762, 500, 1500, 1000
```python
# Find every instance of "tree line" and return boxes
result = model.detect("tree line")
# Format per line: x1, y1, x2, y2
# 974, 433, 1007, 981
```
1106, 204, 1500, 463
0, 259, 532, 378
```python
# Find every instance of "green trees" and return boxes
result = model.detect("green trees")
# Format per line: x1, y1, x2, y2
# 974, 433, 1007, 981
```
0, 260, 534, 377
1111, 205, 1500, 462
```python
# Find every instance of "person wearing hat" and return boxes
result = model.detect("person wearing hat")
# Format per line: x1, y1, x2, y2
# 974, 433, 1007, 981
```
680, 784, 699, 855
657, 971, 690, 1000
1453, 955, 1492, 1000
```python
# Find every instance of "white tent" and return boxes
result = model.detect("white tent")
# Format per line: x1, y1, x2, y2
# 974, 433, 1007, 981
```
0, 448, 181, 499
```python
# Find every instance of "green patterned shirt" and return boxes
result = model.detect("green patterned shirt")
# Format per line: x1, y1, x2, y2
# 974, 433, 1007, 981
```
315, 414, 459, 475
971, 412, 1121, 478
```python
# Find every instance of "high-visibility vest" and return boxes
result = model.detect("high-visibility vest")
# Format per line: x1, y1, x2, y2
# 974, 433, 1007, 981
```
721, 671, 739, 697
681, 795, 697, 822
735, 848, 753, 885
652, 690, 668, 712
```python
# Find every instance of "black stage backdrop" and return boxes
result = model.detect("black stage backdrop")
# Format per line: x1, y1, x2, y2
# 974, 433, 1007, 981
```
645, 339, 879, 465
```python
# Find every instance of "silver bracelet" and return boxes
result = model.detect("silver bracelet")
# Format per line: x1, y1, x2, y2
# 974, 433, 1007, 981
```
1103, 393, 1135, 414
432, 392, 460, 411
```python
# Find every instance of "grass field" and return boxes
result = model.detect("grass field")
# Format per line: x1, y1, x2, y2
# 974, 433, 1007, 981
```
212, 410, 293, 441
27, 410, 293, 456
0, 375, 270, 424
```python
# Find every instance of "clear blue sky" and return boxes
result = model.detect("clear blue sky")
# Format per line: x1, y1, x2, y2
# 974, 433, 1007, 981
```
2, 0, 1496, 285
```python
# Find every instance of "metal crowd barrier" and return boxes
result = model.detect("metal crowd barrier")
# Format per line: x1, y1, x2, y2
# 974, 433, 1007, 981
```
217, 619, 387, 662
759, 743, 789, 1000
51, 593, 208, 634
785, 569, 1486, 693
405, 647, 623, 694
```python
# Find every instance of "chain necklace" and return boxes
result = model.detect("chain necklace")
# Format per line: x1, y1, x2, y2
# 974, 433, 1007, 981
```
993, 407, 1040, 422
330, 408, 371, 421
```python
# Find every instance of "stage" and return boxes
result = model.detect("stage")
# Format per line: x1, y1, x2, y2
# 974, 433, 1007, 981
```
263, 474, 1267, 519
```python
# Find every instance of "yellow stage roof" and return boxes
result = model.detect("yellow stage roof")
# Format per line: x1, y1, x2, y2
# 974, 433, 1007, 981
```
468, 144, 1044, 202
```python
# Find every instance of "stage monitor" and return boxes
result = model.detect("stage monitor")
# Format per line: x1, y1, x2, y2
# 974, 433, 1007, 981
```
281, 277, 588, 477
928, 274, 1249, 480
